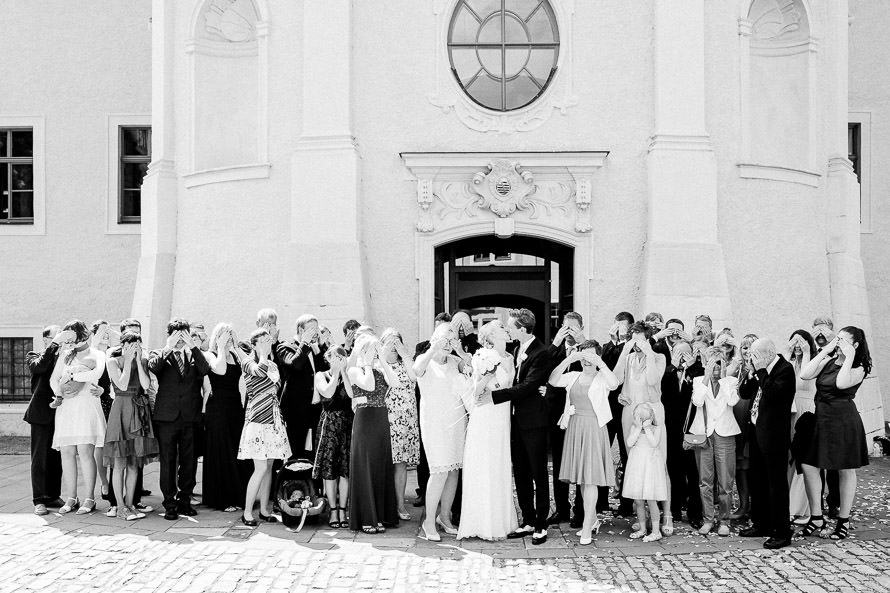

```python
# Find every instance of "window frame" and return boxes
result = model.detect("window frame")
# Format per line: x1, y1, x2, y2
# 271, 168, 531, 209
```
0, 128, 35, 225
849, 112, 872, 234
447, 0, 560, 113
0, 326, 41, 405
117, 126, 152, 224
106, 114, 151, 234
0, 116, 44, 236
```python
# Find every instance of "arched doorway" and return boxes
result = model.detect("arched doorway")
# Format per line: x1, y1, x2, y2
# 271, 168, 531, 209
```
434, 235, 574, 344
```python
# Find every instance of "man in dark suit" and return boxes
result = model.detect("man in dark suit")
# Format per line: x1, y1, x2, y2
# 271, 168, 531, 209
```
738, 337, 796, 549
484, 308, 552, 544
25, 325, 68, 515
148, 318, 211, 520
276, 314, 329, 459
544, 311, 585, 527
601, 311, 635, 516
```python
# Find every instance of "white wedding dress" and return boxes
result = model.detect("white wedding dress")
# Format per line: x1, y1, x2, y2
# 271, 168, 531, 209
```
457, 353, 519, 540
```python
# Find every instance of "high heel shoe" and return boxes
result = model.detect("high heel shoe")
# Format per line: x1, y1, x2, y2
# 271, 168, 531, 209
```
241, 514, 258, 527
576, 519, 602, 539
418, 523, 441, 542
259, 513, 279, 523
397, 508, 411, 521
59, 497, 79, 514
436, 516, 458, 536
75, 498, 95, 515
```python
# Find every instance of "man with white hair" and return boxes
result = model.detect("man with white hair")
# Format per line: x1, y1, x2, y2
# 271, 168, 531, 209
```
276, 314, 329, 459
738, 337, 796, 549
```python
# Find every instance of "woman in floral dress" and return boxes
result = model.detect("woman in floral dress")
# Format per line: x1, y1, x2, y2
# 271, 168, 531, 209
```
381, 328, 420, 520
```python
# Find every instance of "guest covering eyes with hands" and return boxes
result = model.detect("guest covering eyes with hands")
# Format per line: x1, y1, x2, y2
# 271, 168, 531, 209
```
797, 327, 871, 541
623, 403, 669, 543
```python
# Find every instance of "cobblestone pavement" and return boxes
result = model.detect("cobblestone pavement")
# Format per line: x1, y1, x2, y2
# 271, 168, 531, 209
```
1, 454, 889, 592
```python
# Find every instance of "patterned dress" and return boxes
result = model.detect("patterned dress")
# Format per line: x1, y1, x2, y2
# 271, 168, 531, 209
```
313, 374, 354, 480
384, 361, 420, 465
238, 358, 291, 460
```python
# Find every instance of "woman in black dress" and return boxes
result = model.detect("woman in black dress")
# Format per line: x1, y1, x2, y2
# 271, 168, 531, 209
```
201, 324, 251, 512
798, 326, 871, 540
313, 346, 354, 528
345, 330, 399, 533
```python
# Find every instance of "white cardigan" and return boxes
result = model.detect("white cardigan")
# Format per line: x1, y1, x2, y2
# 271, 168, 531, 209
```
690, 375, 741, 437
555, 370, 619, 429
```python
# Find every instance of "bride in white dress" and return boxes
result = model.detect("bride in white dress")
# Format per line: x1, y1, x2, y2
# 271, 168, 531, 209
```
457, 320, 519, 540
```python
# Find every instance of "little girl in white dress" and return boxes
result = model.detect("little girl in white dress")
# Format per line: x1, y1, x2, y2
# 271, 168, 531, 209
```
622, 403, 668, 542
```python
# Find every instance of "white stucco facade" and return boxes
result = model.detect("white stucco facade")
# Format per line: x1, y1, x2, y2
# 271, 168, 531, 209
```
0, 0, 885, 436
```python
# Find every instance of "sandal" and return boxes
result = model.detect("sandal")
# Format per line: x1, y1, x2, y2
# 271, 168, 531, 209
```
76, 498, 96, 515
629, 529, 647, 540
361, 525, 376, 534
830, 518, 850, 540
328, 508, 340, 529
662, 514, 674, 537
59, 497, 79, 514
801, 516, 825, 537
376, 523, 386, 534
223, 506, 240, 513
338, 507, 349, 529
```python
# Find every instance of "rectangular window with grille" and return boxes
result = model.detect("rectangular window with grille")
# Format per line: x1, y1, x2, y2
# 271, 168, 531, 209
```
0, 128, 34, 224
118, 126, 151, 223
849, 122, 862, 223
0, 337, 32, 403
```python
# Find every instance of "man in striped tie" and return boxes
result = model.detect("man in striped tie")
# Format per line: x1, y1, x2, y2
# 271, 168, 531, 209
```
148, 318, 211, 520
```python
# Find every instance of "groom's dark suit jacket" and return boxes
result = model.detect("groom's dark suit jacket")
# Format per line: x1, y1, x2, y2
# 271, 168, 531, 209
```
492, 337, 551, 431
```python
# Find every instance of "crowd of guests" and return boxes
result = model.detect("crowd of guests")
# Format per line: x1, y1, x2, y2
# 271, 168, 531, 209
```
23, 307, 872, 549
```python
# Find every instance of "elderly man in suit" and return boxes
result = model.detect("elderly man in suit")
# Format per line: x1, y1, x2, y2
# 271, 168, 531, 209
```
148, 318, 210, 520
739, 337, 796, 549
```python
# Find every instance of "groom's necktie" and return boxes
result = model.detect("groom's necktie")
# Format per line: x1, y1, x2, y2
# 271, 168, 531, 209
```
175, 351, 186, 375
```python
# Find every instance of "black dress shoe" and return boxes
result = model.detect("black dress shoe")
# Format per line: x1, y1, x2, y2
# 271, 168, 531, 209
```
241, 515, 258, 527
140, 489, 152, 497
569, 516, 584, 529
689, 519, 704, 530
547, 512, 568, 526
507, 525, 534, 539
413, 496, 425, 508
163, 509, 179, 521
259, 513, 279, 523
531, 531, 548, 545
739, 526, 770, 537
764, 536, 791, 549
178, 506, 198, 517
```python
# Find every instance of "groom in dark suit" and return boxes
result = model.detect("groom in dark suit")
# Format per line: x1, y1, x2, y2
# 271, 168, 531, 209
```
486, 308, 552, 544
738, 337, 796, 549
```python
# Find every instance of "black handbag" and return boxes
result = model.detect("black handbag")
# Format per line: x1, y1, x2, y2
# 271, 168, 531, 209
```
681, 398, 708, 450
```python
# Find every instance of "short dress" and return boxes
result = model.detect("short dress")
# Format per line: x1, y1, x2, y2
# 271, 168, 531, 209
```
384, 361, 420, 465
559, 373, 616, 487
238, 358, 292, 460
52, 350, 107, 450
417, 359, 468, 473
102, 357, 159, 466
622, 424, 669, 501
313, 374, 354, 480
802, 360, 869, 470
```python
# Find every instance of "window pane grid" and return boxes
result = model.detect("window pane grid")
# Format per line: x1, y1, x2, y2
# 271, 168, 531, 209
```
0, 129, 34, 224
117, 126, 151, 224
448, 0, 559, 112
0, 338, 32, 403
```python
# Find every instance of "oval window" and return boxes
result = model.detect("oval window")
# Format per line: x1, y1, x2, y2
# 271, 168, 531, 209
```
447, 0, 560, 112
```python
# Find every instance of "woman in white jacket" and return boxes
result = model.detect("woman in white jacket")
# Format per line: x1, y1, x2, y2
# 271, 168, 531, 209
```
547, 340, 619, 545
690, 346, 741, 536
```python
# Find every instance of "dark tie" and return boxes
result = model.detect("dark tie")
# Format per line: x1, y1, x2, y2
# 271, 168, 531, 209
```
175, 351, 186, 375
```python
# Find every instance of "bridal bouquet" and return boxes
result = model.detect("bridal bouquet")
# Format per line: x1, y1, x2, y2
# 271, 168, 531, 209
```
471, 348, 502, 377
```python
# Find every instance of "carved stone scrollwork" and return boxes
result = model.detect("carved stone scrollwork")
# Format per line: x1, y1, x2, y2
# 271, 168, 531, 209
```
203, 0, 258, 43
414, 159, 585, 234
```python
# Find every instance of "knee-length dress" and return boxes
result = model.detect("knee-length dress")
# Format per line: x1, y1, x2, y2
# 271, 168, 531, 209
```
622, 425, 669, 501
103, 357, 159, 467
313, 375, 353, 480
52, 349, 107, 450
803, 360, 869, 470
417, 359, 468, 473
384, 361, 420, 465
620, 355, 667, 460
203, 359, 251, 509
348, 368, 398, 530
238, 358, 291, 460
559, 373, 616, 487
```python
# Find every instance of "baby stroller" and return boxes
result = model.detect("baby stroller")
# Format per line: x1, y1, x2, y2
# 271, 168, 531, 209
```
275, 459, 327, 532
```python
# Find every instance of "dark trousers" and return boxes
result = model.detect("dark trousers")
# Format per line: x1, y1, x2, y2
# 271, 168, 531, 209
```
667, 436, 702, 522
286, 422, 312, 460
549, 411, 582, 518
29, 422, 62, 505
155, 418, 198, 511
512, 425, 550, 532
600, 395, 631, 512
415, 389, 429, 497
749, 434, 792, 539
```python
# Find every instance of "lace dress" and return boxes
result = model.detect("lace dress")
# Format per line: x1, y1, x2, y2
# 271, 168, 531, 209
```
417, 358, 469, 473
385, 361, 420, 465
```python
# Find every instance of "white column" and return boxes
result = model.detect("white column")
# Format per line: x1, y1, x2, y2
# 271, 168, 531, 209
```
283, 0, 366, 329
131, 0, 178, 347
639, 0, 732, 327
824, 0, 883, 435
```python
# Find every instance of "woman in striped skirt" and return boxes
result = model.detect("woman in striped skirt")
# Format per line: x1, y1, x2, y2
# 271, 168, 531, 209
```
237, 328, 292, 527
